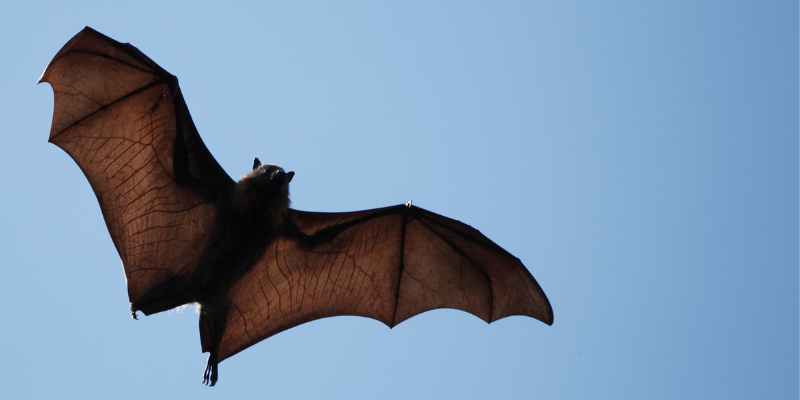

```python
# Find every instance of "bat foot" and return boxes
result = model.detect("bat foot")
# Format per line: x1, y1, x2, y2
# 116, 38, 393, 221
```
130, 304, 139, 320
202, 356, 218, 386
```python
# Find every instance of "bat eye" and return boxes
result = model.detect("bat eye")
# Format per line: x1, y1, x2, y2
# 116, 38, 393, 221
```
271, 169, 286, 182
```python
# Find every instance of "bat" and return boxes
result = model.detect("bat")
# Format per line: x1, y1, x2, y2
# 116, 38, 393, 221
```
39, 27, 553, 386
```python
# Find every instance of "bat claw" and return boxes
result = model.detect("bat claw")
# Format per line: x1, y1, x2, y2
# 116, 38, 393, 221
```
202, 356, 218, 386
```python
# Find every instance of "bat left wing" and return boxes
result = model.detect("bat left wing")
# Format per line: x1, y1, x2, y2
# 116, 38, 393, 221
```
209, 204, 553, 362
39, 27, 235, 310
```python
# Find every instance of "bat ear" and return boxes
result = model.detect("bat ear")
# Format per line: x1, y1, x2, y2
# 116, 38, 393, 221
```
286, 171, 295, 183
253, 158, 261, 170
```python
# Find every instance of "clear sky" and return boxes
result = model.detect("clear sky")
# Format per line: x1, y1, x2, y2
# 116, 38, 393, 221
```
1, 1, 797, 399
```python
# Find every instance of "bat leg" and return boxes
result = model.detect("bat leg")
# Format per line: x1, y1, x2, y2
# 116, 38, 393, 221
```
200, 301, 228, 386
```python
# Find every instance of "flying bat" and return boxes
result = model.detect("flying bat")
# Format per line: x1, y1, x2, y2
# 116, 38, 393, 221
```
39, 27, 553, 386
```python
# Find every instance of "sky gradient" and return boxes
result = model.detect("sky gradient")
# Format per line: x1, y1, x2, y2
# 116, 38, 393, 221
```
1, 2, 797, 399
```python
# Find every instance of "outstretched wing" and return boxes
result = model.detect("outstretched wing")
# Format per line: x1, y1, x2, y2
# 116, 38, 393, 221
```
212, 204, 553, 361
40, 27, 235, 305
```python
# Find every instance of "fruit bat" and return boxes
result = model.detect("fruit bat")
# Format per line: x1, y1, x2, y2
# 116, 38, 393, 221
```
39, 27, 553, 386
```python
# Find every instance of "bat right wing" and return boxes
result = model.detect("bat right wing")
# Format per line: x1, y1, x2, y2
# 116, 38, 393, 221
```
213, 204, 553, 362
40, 27, 235, 307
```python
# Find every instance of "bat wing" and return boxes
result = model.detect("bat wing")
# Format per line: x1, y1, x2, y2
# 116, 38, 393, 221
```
40, 27, 235, 307
211, 204, 553, 361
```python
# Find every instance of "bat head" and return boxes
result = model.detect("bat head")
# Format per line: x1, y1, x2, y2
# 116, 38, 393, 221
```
233, 158, 294, 216
252, 157, 295, 182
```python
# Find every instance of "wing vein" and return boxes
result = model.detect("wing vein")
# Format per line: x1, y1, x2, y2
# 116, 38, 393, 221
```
390, 210, 408, 327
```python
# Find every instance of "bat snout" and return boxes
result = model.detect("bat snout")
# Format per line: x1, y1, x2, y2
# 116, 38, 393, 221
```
270, 169, 294, 185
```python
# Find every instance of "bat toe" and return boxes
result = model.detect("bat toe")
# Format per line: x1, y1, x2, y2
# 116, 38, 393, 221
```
202, 356, 218, 386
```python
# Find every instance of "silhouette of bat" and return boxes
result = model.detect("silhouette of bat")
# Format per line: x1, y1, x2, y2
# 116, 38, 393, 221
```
39, 27, 553, 386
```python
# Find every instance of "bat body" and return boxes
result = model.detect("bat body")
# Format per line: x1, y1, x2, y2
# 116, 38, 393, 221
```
131, 161, 295, 383
40, 27, 553, 386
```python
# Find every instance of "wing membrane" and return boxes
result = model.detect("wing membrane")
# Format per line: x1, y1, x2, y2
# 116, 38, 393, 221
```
215, 205, 552, 361
40, 27, 233, 303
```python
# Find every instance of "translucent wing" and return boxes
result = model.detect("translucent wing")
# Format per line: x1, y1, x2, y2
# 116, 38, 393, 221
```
211, 205, 553, 361
40, 27, 234, 304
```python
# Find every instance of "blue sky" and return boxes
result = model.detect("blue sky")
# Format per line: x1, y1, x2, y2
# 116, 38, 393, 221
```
1, 2, 797, 399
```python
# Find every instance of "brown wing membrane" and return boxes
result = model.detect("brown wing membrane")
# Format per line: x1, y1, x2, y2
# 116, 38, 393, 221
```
214, 204, 553, 362
39, 27, 234, 304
